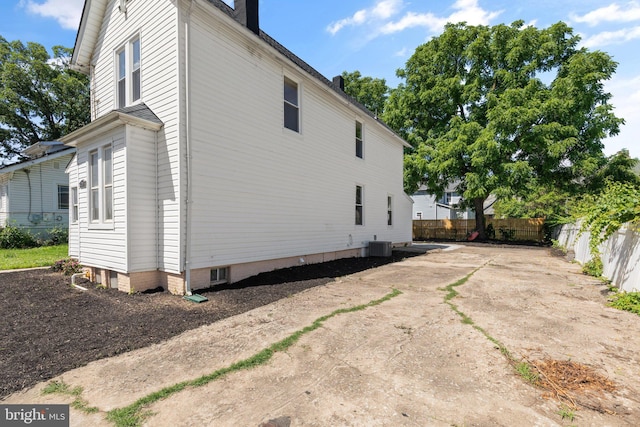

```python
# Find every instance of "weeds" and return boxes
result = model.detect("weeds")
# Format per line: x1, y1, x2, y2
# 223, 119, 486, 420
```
557, 404, 576, 421
106, 288, 402, 426
515, 362, 539, 384
608, 291, 640, 315
42, 380, 99, 414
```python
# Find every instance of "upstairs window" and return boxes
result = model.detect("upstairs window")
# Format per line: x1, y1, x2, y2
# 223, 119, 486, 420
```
117, 49, 126, 108
116, 37, 141, 108
284, 77, 299, 132
355, 121, 363, 158
355, 185, 363, 225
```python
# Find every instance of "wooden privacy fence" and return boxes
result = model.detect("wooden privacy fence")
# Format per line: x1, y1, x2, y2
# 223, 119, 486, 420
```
413, 218, 546, 243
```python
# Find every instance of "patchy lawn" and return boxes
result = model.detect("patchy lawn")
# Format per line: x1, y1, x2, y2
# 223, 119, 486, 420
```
0, 244, 69, 270
0, 251, 419, 399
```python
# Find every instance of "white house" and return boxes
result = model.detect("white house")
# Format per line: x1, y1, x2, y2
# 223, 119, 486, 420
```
411, 185, 473, 220
0, 142, 74, 236
60, 0, 413, 294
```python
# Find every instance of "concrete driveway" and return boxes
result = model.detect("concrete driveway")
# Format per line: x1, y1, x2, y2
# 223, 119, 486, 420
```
5, 244, 640, 426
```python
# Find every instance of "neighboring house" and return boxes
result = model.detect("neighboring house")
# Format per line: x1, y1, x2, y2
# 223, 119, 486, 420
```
412, 185, 495, 220
61, 0, 413, 294
0, 142, 74, 236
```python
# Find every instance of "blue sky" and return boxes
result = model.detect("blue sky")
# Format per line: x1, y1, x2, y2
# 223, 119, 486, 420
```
2, 0, 639, 158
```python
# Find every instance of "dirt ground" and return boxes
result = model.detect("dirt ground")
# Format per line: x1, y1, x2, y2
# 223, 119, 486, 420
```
4, 243, 640, 427
0, 251, 418, 399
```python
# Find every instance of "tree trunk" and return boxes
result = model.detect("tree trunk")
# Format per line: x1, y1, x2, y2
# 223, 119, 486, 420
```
473, 197, 487, 240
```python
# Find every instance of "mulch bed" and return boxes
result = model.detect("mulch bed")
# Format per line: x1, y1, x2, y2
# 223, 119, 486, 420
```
0, 251, 420, 399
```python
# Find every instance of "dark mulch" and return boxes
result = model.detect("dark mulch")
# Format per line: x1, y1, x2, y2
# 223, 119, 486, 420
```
0, 250, 421, 399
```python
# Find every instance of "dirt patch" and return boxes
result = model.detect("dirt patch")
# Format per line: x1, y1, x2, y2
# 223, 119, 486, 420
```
0, 251, 419, 399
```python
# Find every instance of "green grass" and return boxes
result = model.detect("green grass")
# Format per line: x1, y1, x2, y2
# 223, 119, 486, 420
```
0, 244, 68, 270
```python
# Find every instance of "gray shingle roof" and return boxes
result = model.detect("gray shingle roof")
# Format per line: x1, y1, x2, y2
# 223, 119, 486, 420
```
116, 103, 163, 125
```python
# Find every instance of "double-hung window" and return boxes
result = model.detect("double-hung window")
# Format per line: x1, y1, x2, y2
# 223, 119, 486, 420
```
284, 77, 299, 132
387, 196, 393, 226
355, 185, 363, 225
355, 121, 363, 158
89, 145, 114, 224
116, 36, 141, 108
58, 185, 69, 210
71, 187, 78, 223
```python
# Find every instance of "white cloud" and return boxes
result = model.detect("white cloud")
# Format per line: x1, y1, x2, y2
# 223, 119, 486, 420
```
327, 0, 403, 35
603, 74, 640, 157
380, 0, 502, 35
581, 25, 640, 47
21, 0, 84, 30
394, 47, 409, 57
570, 1, 640, 26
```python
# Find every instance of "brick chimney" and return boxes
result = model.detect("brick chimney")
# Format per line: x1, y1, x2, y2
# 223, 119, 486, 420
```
234, 0, 259, 35
333, 75, 345, 91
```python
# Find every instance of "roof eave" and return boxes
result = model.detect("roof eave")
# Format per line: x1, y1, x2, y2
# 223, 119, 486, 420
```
60, 110, 163, 147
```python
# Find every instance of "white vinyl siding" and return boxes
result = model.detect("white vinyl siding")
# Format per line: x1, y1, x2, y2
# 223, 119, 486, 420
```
126, 126, 159, 271
0, 153, 73, 235
186, 9, 411, 269
90, 0, 180, 272
73, 128, 127, 271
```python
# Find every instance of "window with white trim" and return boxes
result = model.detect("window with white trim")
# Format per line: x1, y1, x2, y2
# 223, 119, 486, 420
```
89, 145, 113, 224
116, 36, 141, 108
210, 267, 228, 284
355, 185, 363, 225
387, 195, 393, 226
71, 187, 78, 223
355, 121, 363, 158
58, 185, 69, 210
284, 77, 299, 132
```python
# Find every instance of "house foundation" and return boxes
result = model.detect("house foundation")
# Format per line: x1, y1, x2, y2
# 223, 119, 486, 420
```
84, 247, 382, 295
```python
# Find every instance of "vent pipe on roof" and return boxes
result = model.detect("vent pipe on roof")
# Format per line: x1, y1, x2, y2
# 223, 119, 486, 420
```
333, 75, 345, 91
234, 0, 259, 35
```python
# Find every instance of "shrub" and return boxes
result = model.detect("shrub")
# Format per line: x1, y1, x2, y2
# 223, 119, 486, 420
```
609, 291, 640, 315
44, 227, 69, 246
582, 257, 603, 277
52, 258, 83, 276
0, 225, 38, 249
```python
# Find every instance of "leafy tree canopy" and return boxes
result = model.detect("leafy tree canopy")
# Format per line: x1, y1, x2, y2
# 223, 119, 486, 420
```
342, 70, 389, 116
383, 21, 624, 238
0, 37, 90, 161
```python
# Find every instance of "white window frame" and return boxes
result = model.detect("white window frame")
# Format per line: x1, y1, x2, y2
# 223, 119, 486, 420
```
387, 195, 393, 226
115, 36, 141, 108
71, 187, 78, 223
210, 267, 229, 285
57, 185, 69, 210
355, 120, 363, 159
283, 76, 300, 132
355, 185, 364, 226
88, 144, 114, 227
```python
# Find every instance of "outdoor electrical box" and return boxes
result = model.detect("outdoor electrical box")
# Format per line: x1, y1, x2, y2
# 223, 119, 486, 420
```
369, 241, 392, 257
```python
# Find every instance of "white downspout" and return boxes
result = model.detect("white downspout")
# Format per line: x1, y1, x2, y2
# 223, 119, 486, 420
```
183, 1, 193, 295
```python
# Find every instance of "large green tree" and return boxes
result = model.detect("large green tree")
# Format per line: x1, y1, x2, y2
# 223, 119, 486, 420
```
384, 21, 624, 238
0, 37, 90, 161
342, 70, 389, 115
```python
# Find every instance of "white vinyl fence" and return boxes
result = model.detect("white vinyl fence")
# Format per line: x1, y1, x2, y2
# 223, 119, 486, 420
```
555, 222, 640, 292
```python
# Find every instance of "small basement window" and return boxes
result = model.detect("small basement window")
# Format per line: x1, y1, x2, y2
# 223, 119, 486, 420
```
210, 267, 229, 284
